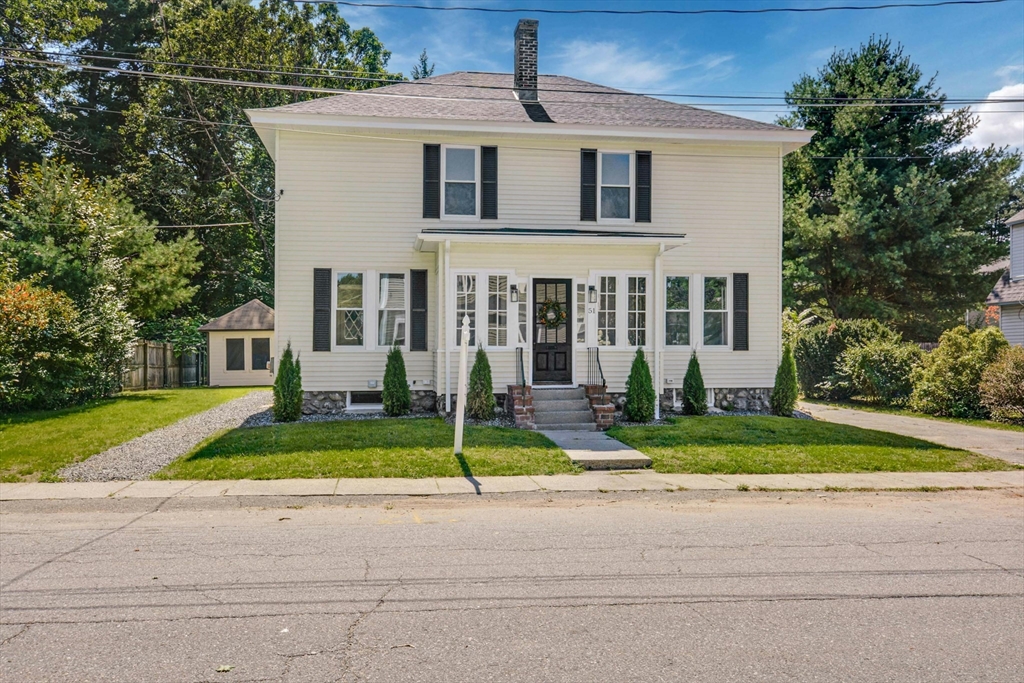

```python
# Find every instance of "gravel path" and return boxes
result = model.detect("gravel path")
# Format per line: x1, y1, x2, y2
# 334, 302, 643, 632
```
59, 390, 273, 482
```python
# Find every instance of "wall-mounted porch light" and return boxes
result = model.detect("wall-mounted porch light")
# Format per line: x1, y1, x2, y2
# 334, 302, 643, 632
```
588, 285, 597, 304
510, 284, 519, 303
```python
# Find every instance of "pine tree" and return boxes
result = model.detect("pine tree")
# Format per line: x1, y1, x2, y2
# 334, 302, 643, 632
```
624, 348, 656, 422
770, 345, 799, 417
382, 345, 411, 416
411, 49, 435, 80
467, 347, 496, 420
682, 351, 707, 416
273, 342, 303, 422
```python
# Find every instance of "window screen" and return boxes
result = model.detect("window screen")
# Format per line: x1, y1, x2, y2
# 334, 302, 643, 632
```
251, 338, 270, 371
226, 338, 245, 371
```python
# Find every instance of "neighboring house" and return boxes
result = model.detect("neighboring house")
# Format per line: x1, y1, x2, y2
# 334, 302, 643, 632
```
986, 209, 1024, 346
245, 19, 812, 418
199, 299, 276, 386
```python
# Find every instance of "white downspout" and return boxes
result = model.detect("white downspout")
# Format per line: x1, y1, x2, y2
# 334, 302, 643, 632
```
654, 243, 664, 421
444, 240, 452, 414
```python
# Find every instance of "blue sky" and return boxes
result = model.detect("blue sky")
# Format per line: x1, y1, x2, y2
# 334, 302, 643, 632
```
335, 0, 1024, 149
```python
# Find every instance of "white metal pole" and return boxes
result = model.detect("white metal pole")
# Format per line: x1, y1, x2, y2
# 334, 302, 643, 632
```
454, 315, 470, 455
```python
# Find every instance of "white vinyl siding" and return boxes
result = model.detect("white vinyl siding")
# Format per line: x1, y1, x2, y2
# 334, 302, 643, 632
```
207, 330, 275, 387
1011, 225, 1023, 280
999, 304, 1024, 346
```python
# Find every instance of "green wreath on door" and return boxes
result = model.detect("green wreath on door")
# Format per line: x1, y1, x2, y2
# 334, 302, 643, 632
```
537, 298, 567, 330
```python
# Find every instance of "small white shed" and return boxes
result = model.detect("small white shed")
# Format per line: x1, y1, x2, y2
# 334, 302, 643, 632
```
199, 300, 276, 386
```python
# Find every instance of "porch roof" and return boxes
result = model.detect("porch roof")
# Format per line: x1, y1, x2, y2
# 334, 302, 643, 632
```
414, 227, 689, 251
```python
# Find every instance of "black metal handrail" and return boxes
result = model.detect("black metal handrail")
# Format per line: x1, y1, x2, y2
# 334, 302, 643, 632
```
515, 347, 526, 389
587, 347, 606, 387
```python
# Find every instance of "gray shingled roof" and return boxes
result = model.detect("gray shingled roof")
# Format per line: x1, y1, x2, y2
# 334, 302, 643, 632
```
1006, 209, 1024, 226
987, 272, 1024, 306
256, 72, 788, 131
199, 299, 275, 331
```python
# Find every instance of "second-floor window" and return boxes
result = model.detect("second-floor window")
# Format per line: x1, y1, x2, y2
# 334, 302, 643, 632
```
600, 152, 631, 220
443, 146, 478, 217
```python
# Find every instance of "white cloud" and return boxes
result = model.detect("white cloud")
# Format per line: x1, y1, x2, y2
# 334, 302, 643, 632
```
995, 64, 1024, 82
551, 39, 735, 92
962, 83, 1024, 150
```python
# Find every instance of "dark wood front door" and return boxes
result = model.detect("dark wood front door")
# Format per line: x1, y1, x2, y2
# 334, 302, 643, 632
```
533, 279, 572, 384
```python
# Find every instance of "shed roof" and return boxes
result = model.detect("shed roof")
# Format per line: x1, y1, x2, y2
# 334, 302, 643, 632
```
199, 299, 275, 331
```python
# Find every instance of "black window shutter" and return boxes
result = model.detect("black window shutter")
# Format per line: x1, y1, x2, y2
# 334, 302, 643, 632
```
635, 151, 652, 223
313, 268, 332, 351
481, 146, 498, 219
423, 144, 440, 219
733, 273, 749, 351
580, 149, 597, 221
410, 269, 428, 351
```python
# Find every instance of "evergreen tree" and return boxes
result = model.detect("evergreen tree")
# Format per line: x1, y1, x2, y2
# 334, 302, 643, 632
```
780, 37, 1022, 340
770, 345, 799, 417
273, 342, 303, 422
682, 351, 707, 416
382, 345, 411, 416
624, 348, 656, 422
466, 347, 495, 420
411, 49, 435, 79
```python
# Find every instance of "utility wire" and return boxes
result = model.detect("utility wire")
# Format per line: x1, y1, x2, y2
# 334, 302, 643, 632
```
7, 55, 1020, 112
8, 47, 1018, 105
295, 0, 1013, 16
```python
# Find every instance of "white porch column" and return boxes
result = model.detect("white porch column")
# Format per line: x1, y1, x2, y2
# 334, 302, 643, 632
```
654, 243, 665, 420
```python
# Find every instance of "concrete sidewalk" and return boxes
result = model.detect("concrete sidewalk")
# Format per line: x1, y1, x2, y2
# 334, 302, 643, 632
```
801, 402, 1024, 464
1, 470, 1021, 500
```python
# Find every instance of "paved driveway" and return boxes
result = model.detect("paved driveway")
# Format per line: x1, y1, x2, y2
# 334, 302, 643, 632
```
800, 402, 1024, 464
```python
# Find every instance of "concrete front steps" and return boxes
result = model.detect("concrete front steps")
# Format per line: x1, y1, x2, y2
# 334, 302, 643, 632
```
532, 387, 597, 431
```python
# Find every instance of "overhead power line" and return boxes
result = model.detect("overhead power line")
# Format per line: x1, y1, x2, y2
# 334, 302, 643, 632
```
8, 47, 1015, 105
296, 0, 1012, 16
7, 54, 1021, 112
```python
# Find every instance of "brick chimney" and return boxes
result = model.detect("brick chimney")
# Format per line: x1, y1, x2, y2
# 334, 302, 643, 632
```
514, 19, 539, 101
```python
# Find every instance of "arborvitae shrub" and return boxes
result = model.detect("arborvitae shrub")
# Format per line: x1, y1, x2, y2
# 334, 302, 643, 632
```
770, 345, 799, 416
273, 342, 303, 422
382, 345, 411, 416
624, 348, 656, 422
682, 351, 707, 416
466, 347, 496, 420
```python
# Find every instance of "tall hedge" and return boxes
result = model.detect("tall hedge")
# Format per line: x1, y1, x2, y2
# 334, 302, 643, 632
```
682, 351, 707, 416
770, 345, 798, 417
910, 326, 1008, 418
273, 342, 303, 422
382, 345, 411, 416
980, 346, 1024, 424
838, 339, 923, 406
792, 319, 900, 399
466, 347, 496, 420
624, 348, 656, 422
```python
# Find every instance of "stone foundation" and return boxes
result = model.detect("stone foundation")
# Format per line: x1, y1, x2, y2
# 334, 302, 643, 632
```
713, 387, 772, 413
506, 384, 535, 429
302, 390, 438, 415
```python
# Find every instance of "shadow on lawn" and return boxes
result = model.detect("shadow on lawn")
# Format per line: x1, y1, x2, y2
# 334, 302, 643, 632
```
1, 391, 179, 427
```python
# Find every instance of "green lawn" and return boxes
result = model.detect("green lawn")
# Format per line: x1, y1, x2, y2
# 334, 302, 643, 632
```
157, 418, 578, 480
0, 388, 254, 482
609, 416, 1014, 474
801, 399, 1024, 433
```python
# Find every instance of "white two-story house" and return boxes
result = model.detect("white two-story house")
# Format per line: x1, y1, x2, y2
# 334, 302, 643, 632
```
246, 19, 812, 419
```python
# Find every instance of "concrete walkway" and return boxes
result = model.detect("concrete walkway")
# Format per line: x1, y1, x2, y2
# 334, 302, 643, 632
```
1, 470, 1020, 501
540, 430, 652, 469
800, 402, 1024, 464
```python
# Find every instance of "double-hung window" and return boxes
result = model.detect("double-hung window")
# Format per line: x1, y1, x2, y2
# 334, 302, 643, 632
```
336, 272, 364, 347
487, 275, 508, 347
599, 152, 631, 220
377, 273, 406, 347
456, 274, 476, 345
665, 276, 690, 346
703, 276, 729, 346
597, 276, 617, 346
443, 146, 478, 217
627, 276, 647, 347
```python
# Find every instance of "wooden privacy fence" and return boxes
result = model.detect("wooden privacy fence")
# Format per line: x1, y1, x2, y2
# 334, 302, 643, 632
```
122, 341, 205, 390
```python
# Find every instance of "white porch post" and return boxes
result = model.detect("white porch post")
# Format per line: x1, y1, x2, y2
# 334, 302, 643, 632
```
444, 240, 451, 413
654, 243, 664, 420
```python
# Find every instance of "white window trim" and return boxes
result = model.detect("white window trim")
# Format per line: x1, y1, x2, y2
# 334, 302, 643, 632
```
663, 274, 693, 349
332, 269, 369, 352
574, 279, 588, 348
376, 271, 410, 351
440, 144, 481, 220
590, 271, 652, 350
700, 274, 732, 350
450, 270, 515, 349
597, 150, 634, 225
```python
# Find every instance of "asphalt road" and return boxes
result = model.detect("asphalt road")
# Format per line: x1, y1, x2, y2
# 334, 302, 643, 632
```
1, 490, 1022, 682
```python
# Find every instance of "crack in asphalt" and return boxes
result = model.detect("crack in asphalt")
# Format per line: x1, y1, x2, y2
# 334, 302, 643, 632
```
0, 624, 30, 647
